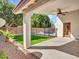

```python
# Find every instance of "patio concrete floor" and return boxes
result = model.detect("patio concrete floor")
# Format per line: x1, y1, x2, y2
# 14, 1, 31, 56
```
29, 37, 79, 59
1, 36, 79, 59
32, 37, 74, 46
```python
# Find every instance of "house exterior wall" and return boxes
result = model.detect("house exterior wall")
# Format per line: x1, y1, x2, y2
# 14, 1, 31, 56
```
58, 10, 79, 39
54, 17, 63, 37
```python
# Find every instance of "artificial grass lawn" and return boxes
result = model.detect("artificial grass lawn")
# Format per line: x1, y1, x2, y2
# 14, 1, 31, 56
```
13, 35, 49, 45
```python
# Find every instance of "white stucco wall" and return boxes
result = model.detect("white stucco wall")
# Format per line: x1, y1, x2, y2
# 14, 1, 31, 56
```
58, 10, 79, 39
54, 17, 63, 37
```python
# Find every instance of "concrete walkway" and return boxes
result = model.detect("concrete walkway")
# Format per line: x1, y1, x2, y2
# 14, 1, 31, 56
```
32, 37, 74, 46
29, 37, 79, 59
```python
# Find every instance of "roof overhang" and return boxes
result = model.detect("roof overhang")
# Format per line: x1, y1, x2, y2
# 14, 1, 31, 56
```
13, 0, 49, 14
13, 0, 79, 15
30, 0, 79, 15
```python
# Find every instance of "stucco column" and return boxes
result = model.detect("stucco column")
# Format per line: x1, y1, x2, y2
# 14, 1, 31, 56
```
23, 12, 31, 49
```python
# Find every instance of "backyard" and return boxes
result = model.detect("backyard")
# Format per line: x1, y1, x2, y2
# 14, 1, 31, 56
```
13, 35, 49, 45
0, 29, 49, 45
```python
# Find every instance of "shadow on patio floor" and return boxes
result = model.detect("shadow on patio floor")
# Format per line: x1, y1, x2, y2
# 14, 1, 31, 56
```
29, 40, 79, 58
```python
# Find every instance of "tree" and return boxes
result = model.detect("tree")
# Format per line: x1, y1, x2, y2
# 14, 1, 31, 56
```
31, 13, 51, 28
0, 0, 23, 31
31, 13, 52, 35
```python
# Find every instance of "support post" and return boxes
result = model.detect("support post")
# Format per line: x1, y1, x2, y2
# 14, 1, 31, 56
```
23, 12, 31, 49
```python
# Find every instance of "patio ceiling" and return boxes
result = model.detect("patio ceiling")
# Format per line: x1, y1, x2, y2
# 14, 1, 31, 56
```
32, 0, 79, 15
13, 0, 79, 15
13, 0, 49, 14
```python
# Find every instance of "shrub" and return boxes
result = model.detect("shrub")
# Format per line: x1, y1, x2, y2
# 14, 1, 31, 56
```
0, 51, 7, 59
0, 30, 14, 40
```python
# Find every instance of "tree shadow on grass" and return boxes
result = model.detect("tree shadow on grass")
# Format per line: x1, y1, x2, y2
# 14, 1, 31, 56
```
31, 35, 49, 40
13, 35, 23, 44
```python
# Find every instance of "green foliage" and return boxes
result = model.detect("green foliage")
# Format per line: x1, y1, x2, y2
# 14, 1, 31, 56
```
0, 0, 23, 27
31, 13, 51, 28
0, 51, 7, 59
0, 30, 14, 39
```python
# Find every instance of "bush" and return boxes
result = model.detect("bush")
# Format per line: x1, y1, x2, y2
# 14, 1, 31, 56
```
0, 30, 14, 39
0, 51, 7, 59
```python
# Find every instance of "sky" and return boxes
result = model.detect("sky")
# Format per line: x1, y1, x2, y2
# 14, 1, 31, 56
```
48, 15, 57, 24
8, 0, 20, 5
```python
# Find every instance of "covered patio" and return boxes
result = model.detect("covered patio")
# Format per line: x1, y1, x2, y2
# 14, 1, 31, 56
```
28, 39, 79, 59
13, 0, 79, 49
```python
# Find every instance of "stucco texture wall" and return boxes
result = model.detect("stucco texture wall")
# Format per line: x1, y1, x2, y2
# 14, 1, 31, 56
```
58, 10, 79, 39
54, 17, 63, 37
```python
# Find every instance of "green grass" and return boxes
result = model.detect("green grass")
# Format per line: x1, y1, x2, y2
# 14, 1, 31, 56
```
13, 35, 49, 45
31, 35, 49, 44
